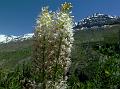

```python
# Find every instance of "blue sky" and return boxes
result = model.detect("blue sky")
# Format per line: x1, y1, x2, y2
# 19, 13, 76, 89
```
0, 0, 120, 35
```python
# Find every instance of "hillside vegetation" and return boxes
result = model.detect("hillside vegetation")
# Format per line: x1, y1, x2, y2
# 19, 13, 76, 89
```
0, 39, 32, 70
0, 25, 120, 89
74, 25, 120, 43
68, 25, 120, 89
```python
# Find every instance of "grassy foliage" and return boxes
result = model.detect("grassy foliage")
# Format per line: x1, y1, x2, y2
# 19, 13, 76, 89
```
0, 25, 120, 88
74, 25, 120, 44
0, 62, 40, 89
0, 45, 32, 70
67, 26, 120, 89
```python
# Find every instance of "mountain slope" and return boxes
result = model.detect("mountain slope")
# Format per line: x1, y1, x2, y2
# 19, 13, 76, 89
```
0, 39, 32, 70
74, 13, 120, 30
0, 25, 119, 70
0, 33, 33, 43
0, 14, 120, 70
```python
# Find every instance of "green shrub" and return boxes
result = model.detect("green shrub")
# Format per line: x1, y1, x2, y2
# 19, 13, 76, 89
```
68, 41, 120, 89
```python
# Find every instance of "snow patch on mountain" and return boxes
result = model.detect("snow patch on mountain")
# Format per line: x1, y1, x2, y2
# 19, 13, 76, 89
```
0, 35, 8, 43
0, 33, 34, 43
74, 13, 120, 30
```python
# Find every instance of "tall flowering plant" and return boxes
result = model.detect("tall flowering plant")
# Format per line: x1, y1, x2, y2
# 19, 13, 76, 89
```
32, 2, 74, 89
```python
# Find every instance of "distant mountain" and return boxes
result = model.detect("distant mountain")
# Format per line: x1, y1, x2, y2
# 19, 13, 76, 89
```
74, 13, 120, 30
0, 33, 33, 43
1, 13, 120, 43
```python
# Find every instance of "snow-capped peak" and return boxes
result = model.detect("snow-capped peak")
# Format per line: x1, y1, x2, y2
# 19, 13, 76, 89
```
74, 13, 120, 30
0, 33, 34, 44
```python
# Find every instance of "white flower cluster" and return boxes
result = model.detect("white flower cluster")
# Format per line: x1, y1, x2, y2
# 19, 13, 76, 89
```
33, 2, 74, 89
46, 80, 68, 89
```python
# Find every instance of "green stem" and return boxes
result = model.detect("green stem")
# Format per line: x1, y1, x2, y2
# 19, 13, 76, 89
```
53, 33, 63, 86
42, 34, 46, 89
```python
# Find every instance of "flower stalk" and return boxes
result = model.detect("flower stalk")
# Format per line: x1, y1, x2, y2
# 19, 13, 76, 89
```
32, 2, 74, 89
